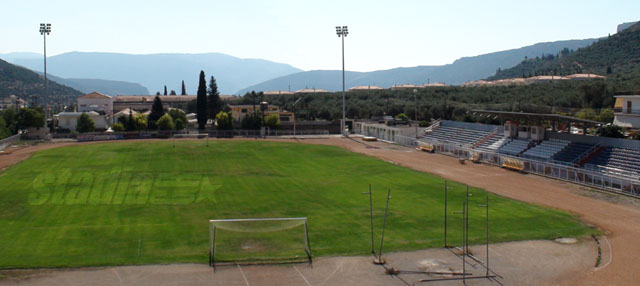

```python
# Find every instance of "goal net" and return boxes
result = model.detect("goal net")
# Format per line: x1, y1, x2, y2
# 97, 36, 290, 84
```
209, 218, 312, 269
173, 133, 209, 147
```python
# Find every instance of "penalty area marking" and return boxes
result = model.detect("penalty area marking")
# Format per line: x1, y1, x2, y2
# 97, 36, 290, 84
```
237, 264, 250, 286
294, 265, 312, 286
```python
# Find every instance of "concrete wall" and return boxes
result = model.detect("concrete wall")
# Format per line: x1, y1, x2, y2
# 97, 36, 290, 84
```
78, 97, 113, 113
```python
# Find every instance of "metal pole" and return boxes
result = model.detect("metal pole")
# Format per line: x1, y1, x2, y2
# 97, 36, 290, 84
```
293, 95, 296, 138
378, 188, 391, 261
462, 201, 466, 285
43, 31, 47, 106
212, 226, 217, 271
368, 184, 375, 254
444, 180, 447, 248
414, 89, 418, 139
304, 221, 312, 266
486, 196, 489, 277
341, 34, 346, 137
465, 185, 470, 254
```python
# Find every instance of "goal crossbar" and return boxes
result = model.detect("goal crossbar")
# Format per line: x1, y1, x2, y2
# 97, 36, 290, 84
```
208, 217, 312, 270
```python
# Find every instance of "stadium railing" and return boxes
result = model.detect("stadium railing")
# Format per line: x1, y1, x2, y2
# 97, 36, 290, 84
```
357, 129, 640, 197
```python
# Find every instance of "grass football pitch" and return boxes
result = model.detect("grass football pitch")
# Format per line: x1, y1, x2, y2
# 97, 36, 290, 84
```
0, 140, 595, 268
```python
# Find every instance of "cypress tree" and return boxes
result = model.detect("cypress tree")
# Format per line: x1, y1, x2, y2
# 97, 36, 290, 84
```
164, 85, 168, 95
197, 71, 208, 130
148, 95, 165, 130
207, 76, 223, 120
181, 80, 187, 95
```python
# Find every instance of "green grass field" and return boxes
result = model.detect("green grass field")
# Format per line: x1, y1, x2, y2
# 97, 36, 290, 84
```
0, 140, 595, 268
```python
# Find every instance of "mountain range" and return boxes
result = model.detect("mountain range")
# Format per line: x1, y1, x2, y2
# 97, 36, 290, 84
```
4, 52, 302, 95
238, 39, 598, 94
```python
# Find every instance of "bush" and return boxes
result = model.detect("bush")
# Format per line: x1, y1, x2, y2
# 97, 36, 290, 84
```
598, 108, 615, 124
241, 113, 262, 129
419, 120, 431, 127
76, 113, 95, 133
133, 114, 147, 130
215, 111, 233, 130
156, 114, 175, 131
111, 122, 125, 132
174, 118, 185, 130
601, 125, 624, 138
264, 114, 281, 129
395, 113, 409, 121
168, 109, 188, 126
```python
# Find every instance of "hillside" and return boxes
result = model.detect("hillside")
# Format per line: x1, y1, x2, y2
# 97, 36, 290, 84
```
45, 74, 149, 95
0, 59, 82, 105
7, 52, 301, 95
489, 22, 640, 91
239, 38, 597, 94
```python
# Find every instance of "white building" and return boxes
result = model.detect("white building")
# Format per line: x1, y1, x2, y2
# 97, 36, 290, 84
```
613, 95, 640, 129
56, 111, 109, 131
78, 92, 113, 114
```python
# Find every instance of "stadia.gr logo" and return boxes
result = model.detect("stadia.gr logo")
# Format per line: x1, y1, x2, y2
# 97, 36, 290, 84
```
29, 168, 220, 205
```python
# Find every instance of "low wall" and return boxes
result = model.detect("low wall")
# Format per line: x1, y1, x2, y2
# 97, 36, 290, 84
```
0, 134, 21, 151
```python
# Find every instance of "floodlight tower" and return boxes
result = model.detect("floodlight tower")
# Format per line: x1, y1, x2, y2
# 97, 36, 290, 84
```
336, 26, 348, 136
39, 23, 51, 107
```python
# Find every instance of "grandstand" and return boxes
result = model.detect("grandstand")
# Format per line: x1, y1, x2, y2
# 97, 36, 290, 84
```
498, 139, 531, 156
584, 147, 640, 177
553, 142, 595, 164
420, 125, 492, 146
404, 114, 640, 194
521, 139, 570, 160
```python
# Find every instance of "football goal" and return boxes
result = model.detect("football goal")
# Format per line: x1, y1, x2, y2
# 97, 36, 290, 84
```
209, 217, 312, 269
173, 133, 209, 147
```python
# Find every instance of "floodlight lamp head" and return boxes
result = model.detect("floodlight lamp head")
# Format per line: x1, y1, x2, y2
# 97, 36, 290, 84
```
336, 26, 342, 36
342, 26, 348, 36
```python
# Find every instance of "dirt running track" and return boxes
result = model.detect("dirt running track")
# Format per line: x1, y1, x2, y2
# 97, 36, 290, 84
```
1, 138, 639, 285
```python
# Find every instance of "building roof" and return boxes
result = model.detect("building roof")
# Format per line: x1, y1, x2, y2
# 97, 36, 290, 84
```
526, 75, 569, 81
79, 92, 112, 99
114, 108, 138, 117
614, 95, 640, 98
391, 84, 419, 89
263, 90, 294, 95
56, 111, 101, 117
114, 95, 196, 103
565, 73, 606, 79
420, 83, 449, 87
294, 88, 329, 94
229, 104, 280, 109
349, 85, 384, 91
471, 110, 603, 126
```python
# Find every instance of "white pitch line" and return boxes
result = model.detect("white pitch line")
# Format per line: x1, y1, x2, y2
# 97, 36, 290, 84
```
595, 235, 613, 271
293, 265, 312, 286
237, 264, 250, 286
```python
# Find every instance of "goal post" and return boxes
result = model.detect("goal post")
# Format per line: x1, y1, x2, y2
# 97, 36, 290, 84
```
208, 217, 312, 269
173, 133, 209, 147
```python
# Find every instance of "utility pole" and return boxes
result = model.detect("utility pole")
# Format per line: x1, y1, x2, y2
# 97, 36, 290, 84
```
336, 26, 348, 136
39, 23, 51, 105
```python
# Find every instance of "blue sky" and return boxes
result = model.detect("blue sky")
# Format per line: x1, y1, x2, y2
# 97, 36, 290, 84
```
2, 0, 639, 71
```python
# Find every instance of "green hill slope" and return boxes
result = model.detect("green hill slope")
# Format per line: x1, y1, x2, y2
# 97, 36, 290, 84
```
0, 58, 82, 106
489, 22, 640, 91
